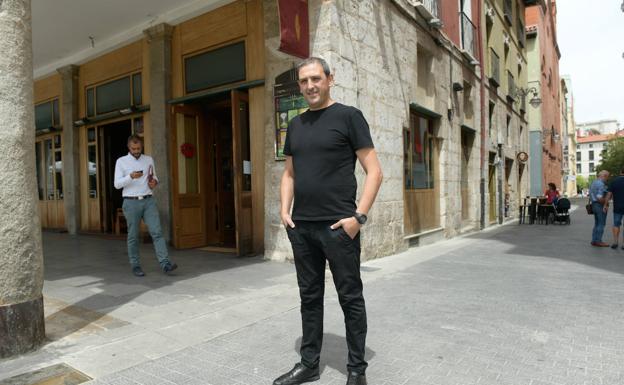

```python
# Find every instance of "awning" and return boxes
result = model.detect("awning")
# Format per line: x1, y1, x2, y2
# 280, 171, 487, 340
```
409, 102, 442, 120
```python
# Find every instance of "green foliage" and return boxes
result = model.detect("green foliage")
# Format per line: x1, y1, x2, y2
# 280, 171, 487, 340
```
576, 175, 588, 190
597, 137, 624, 180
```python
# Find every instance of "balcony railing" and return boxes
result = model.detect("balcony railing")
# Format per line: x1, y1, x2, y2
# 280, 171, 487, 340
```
507, 71, 516, 103
489, 48, 500, 87
413, 0, 439, 20
504, 0, 513, 25
517, 19, 526, 48
460, 12, 477, 59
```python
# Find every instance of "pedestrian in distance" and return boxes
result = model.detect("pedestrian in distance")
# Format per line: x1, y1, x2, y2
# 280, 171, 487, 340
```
274, 57, 383, 385
544, 182, 560, 204
589, 170, 610, 247
604, 167, 624, 249
114, 135, 178, 277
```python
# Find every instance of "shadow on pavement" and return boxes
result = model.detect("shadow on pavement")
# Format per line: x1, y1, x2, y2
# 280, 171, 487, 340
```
294, 334, 376, 376
462, 198, 624, 276
41, 231, 280, 342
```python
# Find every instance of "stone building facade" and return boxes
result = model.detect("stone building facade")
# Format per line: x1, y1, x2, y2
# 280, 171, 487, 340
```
27, 0, 538, 264
526, 0, 563, 196
264, 0, 530, 261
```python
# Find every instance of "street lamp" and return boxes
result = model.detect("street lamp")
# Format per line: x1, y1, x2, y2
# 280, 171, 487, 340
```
515, 87, 542, 108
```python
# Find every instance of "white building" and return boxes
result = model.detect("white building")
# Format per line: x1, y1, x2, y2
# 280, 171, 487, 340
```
576, 120, 621, 137
575, 134, 619, 180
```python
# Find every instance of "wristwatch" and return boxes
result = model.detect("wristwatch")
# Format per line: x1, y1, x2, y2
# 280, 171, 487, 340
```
354, 212, 368, 225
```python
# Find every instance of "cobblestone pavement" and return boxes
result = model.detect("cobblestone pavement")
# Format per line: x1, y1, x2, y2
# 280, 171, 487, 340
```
2, 201, 623, 385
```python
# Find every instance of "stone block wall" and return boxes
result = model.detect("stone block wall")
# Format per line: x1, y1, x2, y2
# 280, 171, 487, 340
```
262, 0, 486, 261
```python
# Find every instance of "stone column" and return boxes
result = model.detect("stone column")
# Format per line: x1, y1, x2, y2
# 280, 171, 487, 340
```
57, 65, 80, 235
143, 23, 173, 242
0, 0, 46, 358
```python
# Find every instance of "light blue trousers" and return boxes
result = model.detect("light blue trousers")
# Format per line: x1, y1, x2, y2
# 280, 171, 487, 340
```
122, 197, 169, 268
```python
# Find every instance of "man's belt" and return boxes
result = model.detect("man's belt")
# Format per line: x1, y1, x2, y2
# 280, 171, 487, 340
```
123, 195, 153, 200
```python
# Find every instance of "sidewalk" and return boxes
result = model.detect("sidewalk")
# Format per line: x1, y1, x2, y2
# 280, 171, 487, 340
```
1, 202, 623, 385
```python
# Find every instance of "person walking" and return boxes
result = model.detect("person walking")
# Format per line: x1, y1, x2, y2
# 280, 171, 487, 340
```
604, 168, 624, 249
114, 135, 178, 276
273, 57, 383, 385
589, 170, 610, 247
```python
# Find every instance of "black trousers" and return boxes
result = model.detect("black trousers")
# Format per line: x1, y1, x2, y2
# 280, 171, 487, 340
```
286, 221, 367, 374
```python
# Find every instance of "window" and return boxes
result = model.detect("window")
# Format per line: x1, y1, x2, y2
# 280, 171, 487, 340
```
576, 163, 581, 173
404, 114, 435, 189
589, 163, 595, 172
576, 151, 581, 161
185, 42, 246, 94
404, 110, 439, 235
506, 115, 511, 142
35, 98, 60, 131
589, 151, 594, 161
589, 144, 593, 148
86, 72, 142, 117
488, 101, 495, 137
35, 134, 63, 201
87, 128, 97, 198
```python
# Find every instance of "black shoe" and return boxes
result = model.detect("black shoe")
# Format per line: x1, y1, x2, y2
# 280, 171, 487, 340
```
162, 262, 178, 275
611, 243, 619, 249
273, 363, 320, 385
346, 372, 367, 385
132, 266, 145, 277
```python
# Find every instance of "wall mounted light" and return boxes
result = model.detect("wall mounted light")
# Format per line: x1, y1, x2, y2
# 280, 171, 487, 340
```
514, 86, 542, 108
73, 117, 89, 126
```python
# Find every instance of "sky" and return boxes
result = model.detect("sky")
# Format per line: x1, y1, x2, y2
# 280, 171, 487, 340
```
557, 1, 624, 127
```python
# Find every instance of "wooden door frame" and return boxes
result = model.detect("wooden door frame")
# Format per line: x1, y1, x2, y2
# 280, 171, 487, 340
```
231, 89, 251, 256
170, 104, 207, 248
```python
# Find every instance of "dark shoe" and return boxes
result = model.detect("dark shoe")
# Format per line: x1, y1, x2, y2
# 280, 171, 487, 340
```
132, 266, 145, 277
346, 372, 367, 385
162, 262, 178, 275
591, 242, 610, 247
611, 243, 619, 249
273, 363, 319, 385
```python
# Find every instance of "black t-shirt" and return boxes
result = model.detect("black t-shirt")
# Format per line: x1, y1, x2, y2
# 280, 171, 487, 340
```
283, 103, 374, 221
608, 176, 624, 214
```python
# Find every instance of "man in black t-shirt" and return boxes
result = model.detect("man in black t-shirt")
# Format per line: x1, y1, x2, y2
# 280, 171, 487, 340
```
273, 57, 382, 385
604, 168, 624, 248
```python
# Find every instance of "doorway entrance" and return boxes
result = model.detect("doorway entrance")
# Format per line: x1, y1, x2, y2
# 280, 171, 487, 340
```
100, 120, 132, 233
488, 152, 497, 224
84, 119, 133, 233
171, 90, 253, 255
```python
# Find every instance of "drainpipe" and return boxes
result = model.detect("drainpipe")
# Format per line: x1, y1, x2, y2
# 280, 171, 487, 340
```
477, 0, 487, 229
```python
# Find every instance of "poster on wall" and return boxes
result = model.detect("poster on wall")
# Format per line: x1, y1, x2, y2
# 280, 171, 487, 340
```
274, 68, 308, 160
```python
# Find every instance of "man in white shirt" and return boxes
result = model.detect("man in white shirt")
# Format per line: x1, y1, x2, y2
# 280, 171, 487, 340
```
114, 135, 177, 277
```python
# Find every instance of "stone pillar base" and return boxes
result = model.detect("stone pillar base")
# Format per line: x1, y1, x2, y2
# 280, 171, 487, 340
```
0, 296, 45, 358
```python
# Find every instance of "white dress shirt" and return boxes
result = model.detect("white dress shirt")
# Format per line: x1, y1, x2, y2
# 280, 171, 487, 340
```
114, 153, 159, 197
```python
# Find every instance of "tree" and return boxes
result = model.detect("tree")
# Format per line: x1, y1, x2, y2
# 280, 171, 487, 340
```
576, 175, 588, 190
597, 137, 624, 179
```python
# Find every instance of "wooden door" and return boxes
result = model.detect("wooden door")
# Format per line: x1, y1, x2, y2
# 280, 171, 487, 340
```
489, 164, 496, 223
231, 90, 253, 255
171, 105, 206, 248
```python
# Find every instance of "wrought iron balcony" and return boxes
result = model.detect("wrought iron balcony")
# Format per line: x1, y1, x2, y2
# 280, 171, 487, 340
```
489, 48, 500, 87
460, 12, 477, 60
506, 71, 516, 103
517, 19, 525, 48
411, 0, 439, 20
504, 0, 513, 25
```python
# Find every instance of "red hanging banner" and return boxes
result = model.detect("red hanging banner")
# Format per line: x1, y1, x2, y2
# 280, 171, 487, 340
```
278, 0, 309, 59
